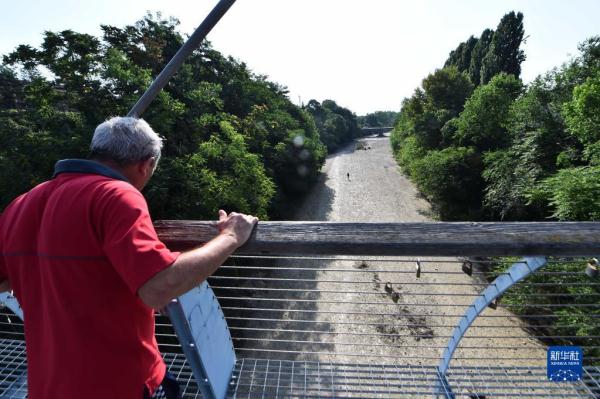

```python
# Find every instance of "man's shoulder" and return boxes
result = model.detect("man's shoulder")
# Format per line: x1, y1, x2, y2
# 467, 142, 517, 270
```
2, 180, 55, 215
92, 177, 137, 194
90, 179, 147, 210
56, 174, 136, 196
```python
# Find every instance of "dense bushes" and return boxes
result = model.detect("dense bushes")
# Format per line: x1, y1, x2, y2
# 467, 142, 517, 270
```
530, 166, 600, 221
490, 258, 600, 360
0, 14, 337, 219
146, 120, 275, 219
392, 17, 600, 354
411, 147, 484, 219
357, 111, 398, 128
563, 75, 600, 164
454, 73, 522, 151
305, 99, 361, 152
392, 11, 600, 222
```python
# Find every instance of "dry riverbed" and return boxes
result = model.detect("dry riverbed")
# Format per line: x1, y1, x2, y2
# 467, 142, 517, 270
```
229, 135, 554, 397
290, 135, 546, 367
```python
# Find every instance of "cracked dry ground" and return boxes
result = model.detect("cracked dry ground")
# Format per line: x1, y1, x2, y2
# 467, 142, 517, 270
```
288, 135, 546, 368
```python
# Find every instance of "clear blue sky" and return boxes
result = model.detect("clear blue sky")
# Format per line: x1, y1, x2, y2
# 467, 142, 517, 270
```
1, 0, 599, 115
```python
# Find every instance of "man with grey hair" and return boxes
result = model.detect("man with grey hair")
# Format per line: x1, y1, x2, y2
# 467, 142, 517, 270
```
0, 116, 257, 399
91, 117, 164, 166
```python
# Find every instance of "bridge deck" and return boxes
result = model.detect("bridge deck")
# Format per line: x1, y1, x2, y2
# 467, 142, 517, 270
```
0, 339, 597, 398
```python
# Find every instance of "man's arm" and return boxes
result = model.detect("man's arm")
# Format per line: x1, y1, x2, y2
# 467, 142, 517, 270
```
138, 210, 257, 309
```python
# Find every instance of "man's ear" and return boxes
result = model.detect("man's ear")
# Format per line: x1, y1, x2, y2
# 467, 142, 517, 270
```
140, 157, 157, 177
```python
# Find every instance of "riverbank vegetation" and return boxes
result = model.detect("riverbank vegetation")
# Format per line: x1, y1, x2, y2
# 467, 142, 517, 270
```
305, 99, 362, 152
390, 10, 600, 360
391, 11, 600, 223
0, 14, 367, 220
358, 111, 398, 128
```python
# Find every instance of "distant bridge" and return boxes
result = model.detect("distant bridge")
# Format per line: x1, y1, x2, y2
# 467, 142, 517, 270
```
361, 126, 393, 136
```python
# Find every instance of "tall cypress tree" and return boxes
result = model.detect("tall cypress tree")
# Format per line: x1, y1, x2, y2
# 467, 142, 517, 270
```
468, 29, 494, 86
445, 36, 478, 73
480, 11, 526, 84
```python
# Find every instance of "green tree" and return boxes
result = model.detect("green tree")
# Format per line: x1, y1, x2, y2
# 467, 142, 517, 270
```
0, 66, 24, 109
393, 88, 426, 141
146, 120, 275, 219
393, 136, 426, 176
0, 13, 327, 219
563, 73, 600, 165
482, 149, 547, 220
445, 36, 479, 73
528, 167, 600, 221
469, 29, 494, 86
358, 111, 398, 128
422, 67, 474, 114
455, 73, 522, 151
305, 99, 360, 152
392, 68, 473, 153
364, 113, 380, 127
411, 146, 484, 219
480, 12, 526, 84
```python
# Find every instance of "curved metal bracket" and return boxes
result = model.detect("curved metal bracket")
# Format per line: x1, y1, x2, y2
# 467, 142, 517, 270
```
0, 292, 24, 321
166, 282, 236, 399
434, 256, 547, 397
0, 293, 27, 398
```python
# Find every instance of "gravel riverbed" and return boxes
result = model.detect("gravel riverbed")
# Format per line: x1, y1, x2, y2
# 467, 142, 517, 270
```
287, 135, 546, 368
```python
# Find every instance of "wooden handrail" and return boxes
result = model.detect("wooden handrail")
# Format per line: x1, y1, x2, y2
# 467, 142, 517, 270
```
155, 221, 600, 256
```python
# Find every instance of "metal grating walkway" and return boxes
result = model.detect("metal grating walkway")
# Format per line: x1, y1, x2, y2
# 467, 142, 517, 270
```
231, 359, 600, 398
0, 339, 598, 398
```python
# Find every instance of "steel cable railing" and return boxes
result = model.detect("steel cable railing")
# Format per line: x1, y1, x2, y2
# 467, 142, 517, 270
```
1, 224, 600, 397
206, 255, 599, 397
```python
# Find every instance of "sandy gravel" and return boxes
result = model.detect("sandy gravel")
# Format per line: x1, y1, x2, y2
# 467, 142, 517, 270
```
231, 135, 564, 397
295, 136, 431, 223
234, 137, 580, 399
291, 135, 547, 369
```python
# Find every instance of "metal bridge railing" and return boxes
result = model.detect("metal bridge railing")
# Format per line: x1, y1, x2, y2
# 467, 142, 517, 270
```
0, 222, 599, 398
208, 255, 599, 398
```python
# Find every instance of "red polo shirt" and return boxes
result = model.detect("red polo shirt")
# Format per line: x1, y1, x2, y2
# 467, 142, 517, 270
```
0, 159, 180, 398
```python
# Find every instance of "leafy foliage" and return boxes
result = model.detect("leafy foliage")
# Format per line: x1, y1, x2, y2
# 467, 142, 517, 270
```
146, 120, 275, 219
480, 11, 526, 84
454, 73, 522, 152
0, 14, 332, 219
357, 111, 398, 128
422, 66, 474, 114
445, 36, 479, 73
394, 11, 599, 223
445, 12, 525, 87
305, 99, 361, 152
563, 73, 600, 164
482, 149, 546, 220
411, 146, 484, 219
490, 258, 600, 360
468, 29, 494, 86
391, 67, 473, 156
529, 167, 600, 221
393, 136, 425, 177
396, 11, 600, 360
